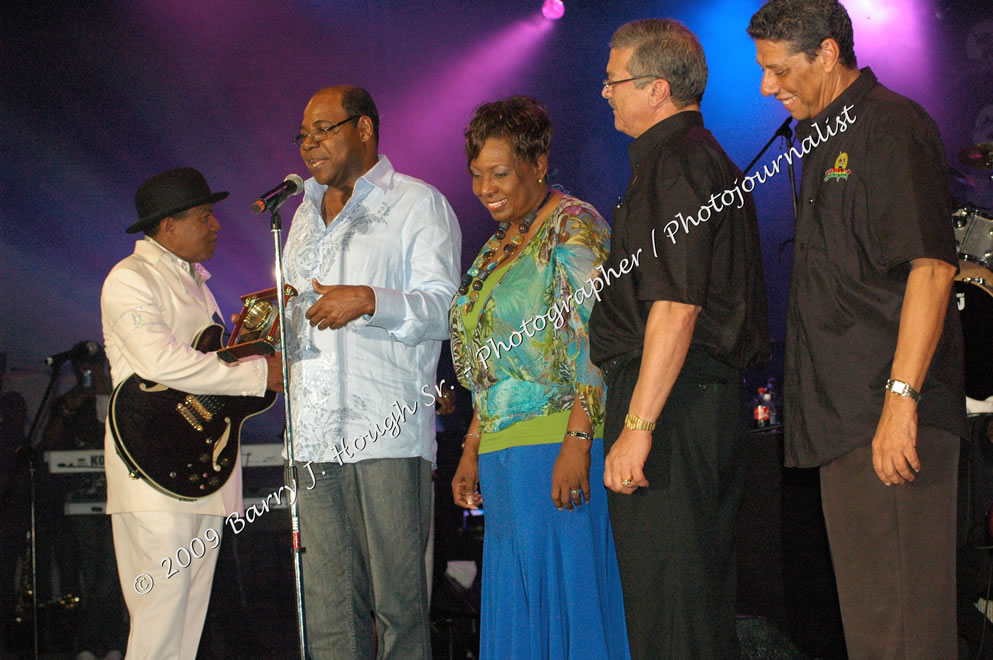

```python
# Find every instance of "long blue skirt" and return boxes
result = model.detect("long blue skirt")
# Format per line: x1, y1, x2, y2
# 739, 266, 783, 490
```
477, 439, 630, 660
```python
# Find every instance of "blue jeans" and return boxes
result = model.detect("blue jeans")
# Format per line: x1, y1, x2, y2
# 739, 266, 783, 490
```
298, 457, 432, 659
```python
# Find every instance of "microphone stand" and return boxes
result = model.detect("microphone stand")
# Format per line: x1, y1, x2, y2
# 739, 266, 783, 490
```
268, 207, 307, 659
783, 124, 799, 225
743, 116, 801, 259
21, 359, 67, 659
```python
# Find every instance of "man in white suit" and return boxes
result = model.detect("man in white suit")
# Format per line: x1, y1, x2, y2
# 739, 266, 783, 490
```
100, 167, 283, 659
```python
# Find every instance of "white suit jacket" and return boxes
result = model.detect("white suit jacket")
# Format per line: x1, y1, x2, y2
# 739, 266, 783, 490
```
101, 238, 268, 515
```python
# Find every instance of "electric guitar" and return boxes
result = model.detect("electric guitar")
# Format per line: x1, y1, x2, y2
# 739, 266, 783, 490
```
108, 324, 277, 500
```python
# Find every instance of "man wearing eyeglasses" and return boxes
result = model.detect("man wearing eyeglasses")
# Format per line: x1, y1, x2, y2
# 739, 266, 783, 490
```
589, 19, 769, 659
283, 85, 460, 659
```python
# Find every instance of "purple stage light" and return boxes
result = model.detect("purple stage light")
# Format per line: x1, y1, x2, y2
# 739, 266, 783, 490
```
842, 0, 932, 99
844, 0, 897, 25
387, 15, 554, 160
542, 0, 564, 20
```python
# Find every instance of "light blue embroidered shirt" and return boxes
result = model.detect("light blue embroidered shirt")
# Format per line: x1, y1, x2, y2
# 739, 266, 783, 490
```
283, 155, 461, 464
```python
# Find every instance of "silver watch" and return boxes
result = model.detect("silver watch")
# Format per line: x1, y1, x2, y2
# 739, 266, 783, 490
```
885, 378, 921, 405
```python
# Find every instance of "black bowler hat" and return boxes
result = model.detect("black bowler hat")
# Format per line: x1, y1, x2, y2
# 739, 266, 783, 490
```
127, 167, 229, 234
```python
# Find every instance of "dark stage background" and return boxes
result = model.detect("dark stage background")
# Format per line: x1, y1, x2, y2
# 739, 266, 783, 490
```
2, 0, 992, 437
3, 1, 993, 658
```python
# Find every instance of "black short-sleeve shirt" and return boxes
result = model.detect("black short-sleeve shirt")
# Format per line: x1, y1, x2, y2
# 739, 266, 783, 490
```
590, 111, 769, 371
784, 68, 967, 467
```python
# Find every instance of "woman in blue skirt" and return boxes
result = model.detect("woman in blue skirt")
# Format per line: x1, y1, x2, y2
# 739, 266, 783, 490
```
450, 96, 630, 660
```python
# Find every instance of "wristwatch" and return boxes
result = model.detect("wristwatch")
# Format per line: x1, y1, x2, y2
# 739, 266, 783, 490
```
885, 378, 921, 405
624, 413, 656, 432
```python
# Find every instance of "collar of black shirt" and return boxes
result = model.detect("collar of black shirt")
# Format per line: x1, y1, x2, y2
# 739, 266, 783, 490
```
797, 67, 876, 141
627, 110, 704, 166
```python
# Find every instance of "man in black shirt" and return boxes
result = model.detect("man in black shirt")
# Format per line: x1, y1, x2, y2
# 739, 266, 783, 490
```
589, 18, 769, 659
748, 1, 967, 656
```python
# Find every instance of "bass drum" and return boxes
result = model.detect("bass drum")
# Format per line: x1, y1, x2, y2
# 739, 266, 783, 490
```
956, 262, 993, 401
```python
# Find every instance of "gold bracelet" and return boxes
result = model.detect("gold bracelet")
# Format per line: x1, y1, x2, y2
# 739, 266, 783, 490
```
624, 413, 656, 432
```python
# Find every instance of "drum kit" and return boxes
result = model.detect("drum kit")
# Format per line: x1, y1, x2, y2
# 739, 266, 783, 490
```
952, 143, 993, 403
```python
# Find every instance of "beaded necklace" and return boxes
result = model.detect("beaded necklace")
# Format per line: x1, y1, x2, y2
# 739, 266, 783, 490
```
457, 190, 552, 314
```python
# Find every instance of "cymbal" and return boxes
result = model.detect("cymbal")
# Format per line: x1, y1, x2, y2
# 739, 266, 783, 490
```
959, 143, 993, 171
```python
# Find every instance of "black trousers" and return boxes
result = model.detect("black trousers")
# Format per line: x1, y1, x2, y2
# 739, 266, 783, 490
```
603, 348, 747, 660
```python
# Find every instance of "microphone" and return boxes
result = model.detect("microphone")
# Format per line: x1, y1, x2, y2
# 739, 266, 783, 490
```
774, 116, 794, 139
251, 174, 304, 214
45, 341, 100, 367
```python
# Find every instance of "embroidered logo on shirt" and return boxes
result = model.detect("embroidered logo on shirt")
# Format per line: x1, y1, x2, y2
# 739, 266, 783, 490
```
824, 152, 852, 182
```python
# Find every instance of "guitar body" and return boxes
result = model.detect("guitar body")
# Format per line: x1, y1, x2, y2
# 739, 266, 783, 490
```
109, 324, 277, 500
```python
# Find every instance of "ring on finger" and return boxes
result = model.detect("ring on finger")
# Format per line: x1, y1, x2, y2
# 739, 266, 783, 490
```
621, 478, 633, 487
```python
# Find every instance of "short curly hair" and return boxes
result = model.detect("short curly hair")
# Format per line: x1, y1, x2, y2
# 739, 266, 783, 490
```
747, 0, 857, 69
464, 96, 552, 168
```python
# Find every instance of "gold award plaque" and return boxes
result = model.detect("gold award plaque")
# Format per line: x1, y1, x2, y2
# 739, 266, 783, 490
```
217, 284, 298, 363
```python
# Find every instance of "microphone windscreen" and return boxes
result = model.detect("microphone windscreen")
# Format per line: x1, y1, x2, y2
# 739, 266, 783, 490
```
284, 173, 305, 194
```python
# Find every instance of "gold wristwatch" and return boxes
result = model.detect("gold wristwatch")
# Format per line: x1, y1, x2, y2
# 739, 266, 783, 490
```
624, 413, 656, 432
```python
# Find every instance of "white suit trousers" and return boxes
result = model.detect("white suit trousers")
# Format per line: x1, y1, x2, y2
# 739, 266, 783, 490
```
112, 511, 223, 660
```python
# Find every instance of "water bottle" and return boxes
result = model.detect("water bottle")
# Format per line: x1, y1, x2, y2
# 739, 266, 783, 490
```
764, 378, 779, 425
753, 387, 770, 428
763, 391, 777, 426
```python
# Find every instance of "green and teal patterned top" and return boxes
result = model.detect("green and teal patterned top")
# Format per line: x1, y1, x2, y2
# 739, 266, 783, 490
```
450, 194, 610, 455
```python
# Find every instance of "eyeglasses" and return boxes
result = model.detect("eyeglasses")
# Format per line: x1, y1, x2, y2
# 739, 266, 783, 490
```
292, 115, 360, 146
601, 75, 656, 90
